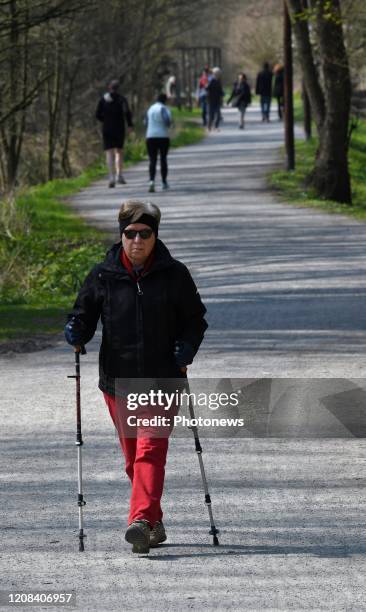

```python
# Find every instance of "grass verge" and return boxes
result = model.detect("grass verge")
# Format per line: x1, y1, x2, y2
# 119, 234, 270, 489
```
0, 110, 204, 344
269, 94, 366, 219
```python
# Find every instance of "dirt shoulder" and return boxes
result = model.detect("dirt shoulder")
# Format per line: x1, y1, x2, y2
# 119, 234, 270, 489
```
0, 332, 63, 355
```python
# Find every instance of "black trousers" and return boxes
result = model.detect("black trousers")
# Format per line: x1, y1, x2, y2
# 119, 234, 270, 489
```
208, 103, 221, 129
146, 138, 170, 181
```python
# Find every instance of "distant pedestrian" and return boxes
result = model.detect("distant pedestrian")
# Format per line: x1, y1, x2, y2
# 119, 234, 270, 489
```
273, 63, 284, 120
96, 79, 134, 188
255, 62, 273, 122
227, 73, 252, 129
166, 75, 177, 106
197, 66, 210, 126
145, 93, 172, 193
206, 67, 224, 131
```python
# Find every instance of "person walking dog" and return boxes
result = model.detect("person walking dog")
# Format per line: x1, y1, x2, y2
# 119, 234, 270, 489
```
96, 79, 134, 188
64, 200, 207, 554
145, 93, 172, 193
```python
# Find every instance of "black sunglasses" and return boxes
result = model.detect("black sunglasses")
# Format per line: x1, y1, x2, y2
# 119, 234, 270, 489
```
123, 228, 154, 239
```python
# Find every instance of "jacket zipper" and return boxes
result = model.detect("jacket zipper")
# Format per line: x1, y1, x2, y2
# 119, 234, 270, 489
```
136, 280, 143, 296
136, 278, 144, 375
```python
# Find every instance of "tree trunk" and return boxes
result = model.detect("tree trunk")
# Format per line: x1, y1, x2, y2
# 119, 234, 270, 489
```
287, 0, 352, 204
302, 81, 312, 140
286, 0, 325, 135
47, 35, 63, 181
309, 118, 351, 202
61, 61, 81, 177
284, 1, 295, 170
7, 0, 20, 187
309, 0, 352, 203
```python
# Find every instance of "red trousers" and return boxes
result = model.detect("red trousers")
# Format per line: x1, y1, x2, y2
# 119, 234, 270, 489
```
103, 392, 172, 527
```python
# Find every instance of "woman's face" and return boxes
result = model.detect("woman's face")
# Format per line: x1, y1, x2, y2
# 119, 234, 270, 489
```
122, 223, 156, 266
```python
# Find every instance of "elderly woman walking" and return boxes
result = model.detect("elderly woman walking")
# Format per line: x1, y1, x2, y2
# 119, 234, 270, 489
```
65, 200, 207, 554
206, 67, 224, 131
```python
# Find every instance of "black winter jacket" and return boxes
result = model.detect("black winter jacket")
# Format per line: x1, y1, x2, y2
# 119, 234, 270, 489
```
206, 78, 224, 106
227, 81, 252, 108
255, 69, 273, 97
96, 93, 133, 135
68, 240, 208, 393
273, 69, 284, 98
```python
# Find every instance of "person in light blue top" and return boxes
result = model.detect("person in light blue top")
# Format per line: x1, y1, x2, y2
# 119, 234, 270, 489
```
145, 93, 172, 192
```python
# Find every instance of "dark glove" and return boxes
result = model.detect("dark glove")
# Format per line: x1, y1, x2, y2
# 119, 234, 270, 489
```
64, 317, 87, 347
174, 341, 194, 368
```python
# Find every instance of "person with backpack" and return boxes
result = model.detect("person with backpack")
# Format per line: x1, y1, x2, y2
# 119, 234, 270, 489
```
96, 79, 134, 188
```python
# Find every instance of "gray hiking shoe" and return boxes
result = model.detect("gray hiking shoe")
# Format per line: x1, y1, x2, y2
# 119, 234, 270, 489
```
149, 521, 167, 547
125, 519, 150, 554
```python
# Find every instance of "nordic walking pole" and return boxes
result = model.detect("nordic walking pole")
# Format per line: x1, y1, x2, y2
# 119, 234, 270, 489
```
183, 373, 220, 546
67, 345, 87, 552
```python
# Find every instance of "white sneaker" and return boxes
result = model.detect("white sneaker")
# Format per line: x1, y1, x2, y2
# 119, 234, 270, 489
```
148, 181, 155, 193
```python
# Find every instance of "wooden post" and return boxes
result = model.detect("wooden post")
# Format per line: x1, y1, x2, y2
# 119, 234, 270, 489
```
284, 0, 295, 170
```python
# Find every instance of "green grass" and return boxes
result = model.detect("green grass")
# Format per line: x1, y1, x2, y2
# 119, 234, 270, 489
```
0, 111, 205, 344
269, 97, 366, 219
0, 305, 66, 341
171, 107, 204, 147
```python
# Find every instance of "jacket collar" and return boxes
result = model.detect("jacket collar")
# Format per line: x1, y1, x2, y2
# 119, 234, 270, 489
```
100, 239, 175, 276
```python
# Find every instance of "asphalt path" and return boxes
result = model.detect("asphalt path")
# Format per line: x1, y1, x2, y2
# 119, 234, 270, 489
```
1, 105, 366, 611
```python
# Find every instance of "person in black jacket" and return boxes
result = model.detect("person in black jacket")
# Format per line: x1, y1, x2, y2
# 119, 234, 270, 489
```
255, 62, 273, 122
64, 200, 208, 554
96, 79, 134, 188
227, 73, 252, 129
206, 67, 225, 131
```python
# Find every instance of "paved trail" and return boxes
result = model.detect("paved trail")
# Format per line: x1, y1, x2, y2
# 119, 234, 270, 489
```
1, 106, 366, 611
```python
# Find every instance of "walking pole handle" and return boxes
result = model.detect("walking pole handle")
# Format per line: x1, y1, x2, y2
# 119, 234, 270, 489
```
75, 345, 87, 355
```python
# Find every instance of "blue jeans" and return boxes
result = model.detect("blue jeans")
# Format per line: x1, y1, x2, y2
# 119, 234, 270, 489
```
199, 96, 207, 126
260, 96, 271, 120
